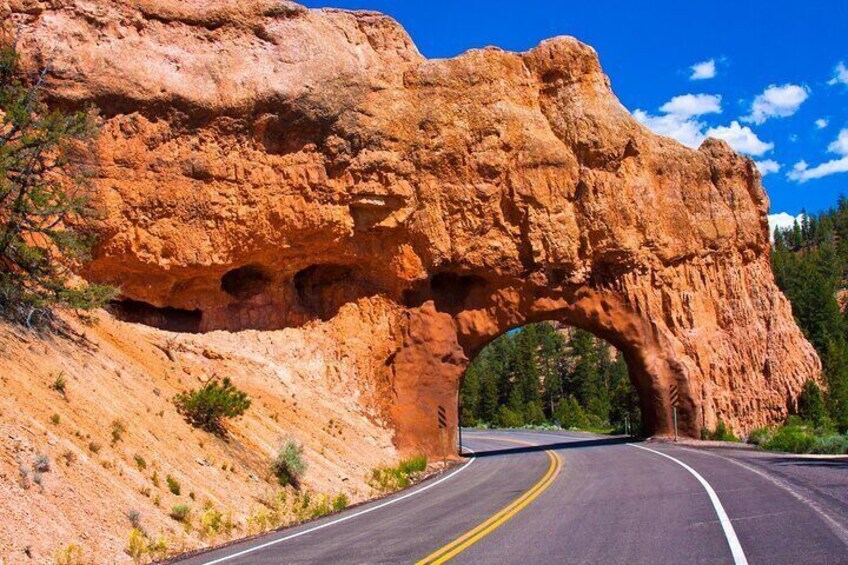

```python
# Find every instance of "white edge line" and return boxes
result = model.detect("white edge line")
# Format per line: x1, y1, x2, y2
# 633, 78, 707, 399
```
676, 446, 848, 547
199, 447, 477, 565
629, 443, 749, 565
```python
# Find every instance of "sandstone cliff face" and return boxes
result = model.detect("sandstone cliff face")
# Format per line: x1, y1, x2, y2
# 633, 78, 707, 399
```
6, 1, 820, 452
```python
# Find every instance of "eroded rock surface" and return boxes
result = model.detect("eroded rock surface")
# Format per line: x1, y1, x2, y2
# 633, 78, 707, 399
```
6, 0, 820, 451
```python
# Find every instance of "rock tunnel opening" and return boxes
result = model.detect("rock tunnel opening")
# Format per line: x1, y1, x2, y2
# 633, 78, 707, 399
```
429, 272, 488, 312
459, 322, 643, 436
108, 298, 202, 333
293, 263, 385, 321
221, 264, 272, 300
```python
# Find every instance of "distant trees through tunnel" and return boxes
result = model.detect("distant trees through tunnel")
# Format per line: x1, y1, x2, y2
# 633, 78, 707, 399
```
460, 322, 642, 435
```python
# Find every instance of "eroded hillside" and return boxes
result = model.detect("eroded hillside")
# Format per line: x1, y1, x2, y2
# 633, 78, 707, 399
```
0, 298, 404, 562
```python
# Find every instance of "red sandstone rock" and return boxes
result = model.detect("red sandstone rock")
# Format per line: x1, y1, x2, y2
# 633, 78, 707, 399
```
6, 0, 820, 452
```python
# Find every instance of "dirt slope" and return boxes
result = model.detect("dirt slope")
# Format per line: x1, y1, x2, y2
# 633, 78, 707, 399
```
0, 300, 404, 563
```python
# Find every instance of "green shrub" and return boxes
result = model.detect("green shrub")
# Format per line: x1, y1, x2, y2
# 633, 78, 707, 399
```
369, 456, 428, 493
133, 455, 147, 470
169, 504, 191, 522
111, 419, 126, 444
496, 405, 524, 428
54, 543, 86, 565
51, 373, 67, 395
309, 495, 331, 519
762, 424, 817, 453
126, 528, 147, 562
331, 493, 349, 512
199, 507, 234, 537
524, 401, 546, 426
809, 434, 848, 454
271, 440, 307, 487
797, 380, 828, 427
554, 396, 589, 429
166, 474, 181, 495
747, 427, 774, 445
173, 377, 251, 435
702, 420, 739, 442
398, 455, 427, 475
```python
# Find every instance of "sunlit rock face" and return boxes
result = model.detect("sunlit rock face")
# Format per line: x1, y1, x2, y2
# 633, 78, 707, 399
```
7, 0, 820, 453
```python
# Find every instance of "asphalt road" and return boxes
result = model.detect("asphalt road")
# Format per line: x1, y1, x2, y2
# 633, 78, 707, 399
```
174, 430, 848, 565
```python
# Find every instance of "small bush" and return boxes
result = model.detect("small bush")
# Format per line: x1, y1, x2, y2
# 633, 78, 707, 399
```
702, 420, 739, 442
51, 373, 67, 395
33, 453, 51, 472
166, 474, 181, 495
88, 441, 102, 453
61, 449, 76, 466
111, 419, 127, 444
747, 427, 774, 445
199, 507, 234, 538
762, 424, 817, 453
126, 528, 147, 562
54, 544, 86, 565
126, 508, 142, 529
309, 495, 331, 519
169, 503, 191, 522
369, 455, 428, 492
50, 413, 61, 425
398, 455, 427, 475
271, 440, 307, 487
133, 455, 147, 470
332, 493, 349, 512
174, 377, 251, 435
810, 434, 848, 454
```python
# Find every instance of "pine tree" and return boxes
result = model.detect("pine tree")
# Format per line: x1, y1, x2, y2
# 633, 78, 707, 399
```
0, 37, 115, 325
459, 322, 639, 431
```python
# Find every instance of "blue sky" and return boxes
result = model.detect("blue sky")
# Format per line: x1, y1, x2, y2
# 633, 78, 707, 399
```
302, 1, 848, 228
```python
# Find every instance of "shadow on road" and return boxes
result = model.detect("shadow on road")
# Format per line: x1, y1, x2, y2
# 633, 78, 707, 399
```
464, 436, 637, 458
766, 457, 848, 468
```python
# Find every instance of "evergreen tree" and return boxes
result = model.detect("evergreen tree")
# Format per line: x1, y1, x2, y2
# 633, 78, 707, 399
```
459, 322, 640, 432
0, 37, 115, 325
772, 201, 848, 433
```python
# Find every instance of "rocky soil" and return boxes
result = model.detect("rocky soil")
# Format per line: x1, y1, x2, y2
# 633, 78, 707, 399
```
0, 300, 403, 563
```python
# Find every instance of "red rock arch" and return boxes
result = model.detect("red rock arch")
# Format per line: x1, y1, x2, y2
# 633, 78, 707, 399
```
8, 1, 821, 457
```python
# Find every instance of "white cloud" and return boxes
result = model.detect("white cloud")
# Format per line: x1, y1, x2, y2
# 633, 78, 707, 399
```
690, 59, 716, 80
828, 128, 848, 156
633, 109, 706, 148
828, 62, 848, 86
743, 84, 810, 124
634, 94, 724, 148
788, 158, 848, 182
659, 94, 722, 117
634, 96, 774, 156
788, 129, 848, 182
704, 121, 774, 156
755, 160, 781, 176
815, 118, 829, 129
768, 212, 805, 237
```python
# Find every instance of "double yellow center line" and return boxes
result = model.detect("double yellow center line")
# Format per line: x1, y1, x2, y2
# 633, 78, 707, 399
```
416, 439, 563, 564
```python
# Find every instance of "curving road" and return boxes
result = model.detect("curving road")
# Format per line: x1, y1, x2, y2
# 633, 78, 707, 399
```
173, 430, 848, 564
